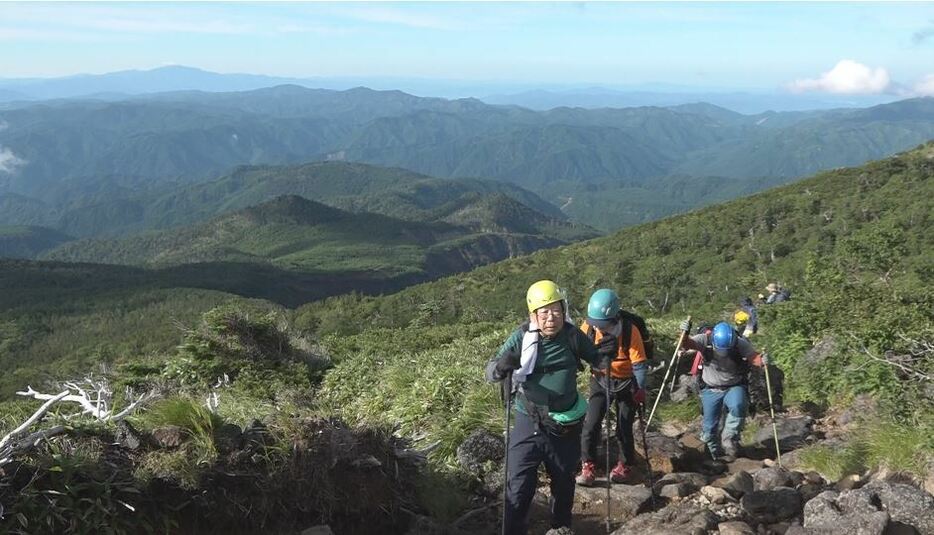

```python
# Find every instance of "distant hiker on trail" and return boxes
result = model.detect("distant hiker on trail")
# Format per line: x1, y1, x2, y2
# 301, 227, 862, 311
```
736, 296, 758, 336
764, 282, 791, 304
575, 289, 648, 486
485, 280, 607, 535
677, 320, 767, 461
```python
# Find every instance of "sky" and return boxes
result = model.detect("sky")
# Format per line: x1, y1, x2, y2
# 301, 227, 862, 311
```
1, 2, 933, 95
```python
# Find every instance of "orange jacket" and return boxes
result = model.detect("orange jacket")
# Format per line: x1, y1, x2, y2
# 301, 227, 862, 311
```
579, 320, 648, 379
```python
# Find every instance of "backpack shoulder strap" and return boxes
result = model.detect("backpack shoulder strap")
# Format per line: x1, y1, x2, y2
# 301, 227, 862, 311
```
619, 314, 633, 353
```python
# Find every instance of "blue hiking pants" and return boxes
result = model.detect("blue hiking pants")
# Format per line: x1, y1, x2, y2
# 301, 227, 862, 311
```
700, 384, 748, 450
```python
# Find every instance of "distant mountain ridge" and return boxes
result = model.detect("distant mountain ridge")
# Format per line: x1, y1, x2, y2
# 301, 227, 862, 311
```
1, 82, 932, 231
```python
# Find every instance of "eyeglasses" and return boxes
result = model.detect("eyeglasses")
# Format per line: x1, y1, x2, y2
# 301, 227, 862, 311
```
536, 308, 564, 318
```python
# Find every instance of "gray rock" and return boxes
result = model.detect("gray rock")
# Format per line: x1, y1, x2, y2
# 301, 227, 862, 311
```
802, 490, 889, 535
748, 364, 785, 414
741, 487, 802, 524
456, 428, 504, 476
717, 471, 755, 499
645, 432, 688, 474
860, 480, 934, 535
797, 482, 826, 504
702, 485, 736, 504
575, 484, 653, 521
660, 482, 693, 498
755, 467, 796, 491
151, 425, 185, 448
654, 472, 709, 495
545, 528, 574, 535
613, 501, 718, 535
301, 526, 334, 535
114, 420, 143, 450
754, 416, 812, 450
718, 520, 756, 534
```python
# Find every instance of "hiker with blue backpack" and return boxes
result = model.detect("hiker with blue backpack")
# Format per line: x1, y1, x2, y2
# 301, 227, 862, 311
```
677, 320, 768, 462
485, 280, 611, 535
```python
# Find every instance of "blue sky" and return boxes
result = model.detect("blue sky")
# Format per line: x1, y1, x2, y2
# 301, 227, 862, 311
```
2, 2, 933, 94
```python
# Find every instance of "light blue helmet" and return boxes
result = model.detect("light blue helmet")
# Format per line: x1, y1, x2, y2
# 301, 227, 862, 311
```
712, 322, 737, 356
587, 289, 620, 321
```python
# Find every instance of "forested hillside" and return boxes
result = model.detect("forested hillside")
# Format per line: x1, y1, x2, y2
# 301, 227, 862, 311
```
2, 86, 932, 231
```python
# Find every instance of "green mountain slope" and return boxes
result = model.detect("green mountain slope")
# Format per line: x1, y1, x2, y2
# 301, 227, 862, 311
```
297, 142, 934, 334
0, 225, 73, 258
43, 194, 589, 281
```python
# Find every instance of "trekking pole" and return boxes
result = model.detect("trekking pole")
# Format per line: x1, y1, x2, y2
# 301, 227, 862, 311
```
763, 356, 782, 467
646, 315, 691, 428
637, 402, 656, 509
502, 372, 513, 535
668, 352, 681, 396
604, 375, 612, 534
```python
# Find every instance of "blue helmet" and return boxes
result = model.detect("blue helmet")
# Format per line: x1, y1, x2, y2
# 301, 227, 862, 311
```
711, 322, 736, 356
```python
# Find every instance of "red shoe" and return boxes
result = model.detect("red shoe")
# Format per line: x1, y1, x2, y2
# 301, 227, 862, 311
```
610, 461, 631, 483
576, 461, 596, 486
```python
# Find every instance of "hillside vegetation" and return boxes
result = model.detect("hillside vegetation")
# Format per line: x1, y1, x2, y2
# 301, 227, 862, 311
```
2, 87, 932, 231
300, 143, 933, 466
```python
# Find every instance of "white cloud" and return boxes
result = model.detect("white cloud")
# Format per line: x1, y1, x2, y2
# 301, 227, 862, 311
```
0, 147, 26, 174
914, 74, 934, 96
339, 6, 463, 30
788, 60, 891, 95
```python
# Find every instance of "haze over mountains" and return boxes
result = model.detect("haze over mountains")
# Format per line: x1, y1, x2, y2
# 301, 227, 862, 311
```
0, 65, 897, 112
1, 70, 932, 235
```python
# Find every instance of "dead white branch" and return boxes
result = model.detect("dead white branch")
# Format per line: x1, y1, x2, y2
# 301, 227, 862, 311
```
850, 334, 932, 382
1, 379, 155, 468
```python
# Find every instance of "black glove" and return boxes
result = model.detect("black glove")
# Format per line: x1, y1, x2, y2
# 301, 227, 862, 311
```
494, 346, 521, 377
679, 319, 693, 333
597, 335, 618, 358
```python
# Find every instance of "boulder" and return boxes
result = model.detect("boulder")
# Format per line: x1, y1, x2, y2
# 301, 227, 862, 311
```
702, 485, 736, 505
802, 490, 889, 535
574, 484, 653, 521
740, 487, 802, 524
654, 472, 709, 495
613, 501, 718, 535
644, 432, 688, 474
114, 420, 143, 450
754, 416, 812, 450
859, 480, 934, 535
152, 425, 185, 448
718, 520, 756, 534
714, 470, 755, 499
660, 482, 693, 498
755, 466, 797, 491
456, 428, 504, 476
748, 364, 785, 414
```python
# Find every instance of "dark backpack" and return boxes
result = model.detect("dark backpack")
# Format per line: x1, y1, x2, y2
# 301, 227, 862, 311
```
582, 310, 655, 359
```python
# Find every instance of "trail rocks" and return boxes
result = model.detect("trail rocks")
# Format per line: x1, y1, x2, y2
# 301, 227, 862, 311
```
714, 470, 755, 499
573, 484, 653, 521
654, 472, 709, 495
613, 501, 718, 535
754, 416, 813, 450
858, 480, 934, 534
754, 466, 799, 491
740, 487, 802, 524
718, 520, 756, 534
644, 432, 688, 473
799, 490, 890, 534
701, 485, 736, 504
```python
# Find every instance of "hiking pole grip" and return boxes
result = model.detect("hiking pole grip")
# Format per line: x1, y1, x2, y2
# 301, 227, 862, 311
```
763, 356, 782, 467
646, 315, 692, 428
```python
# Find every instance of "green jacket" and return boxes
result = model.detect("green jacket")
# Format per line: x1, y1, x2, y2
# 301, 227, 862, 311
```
494, 324, 600, 415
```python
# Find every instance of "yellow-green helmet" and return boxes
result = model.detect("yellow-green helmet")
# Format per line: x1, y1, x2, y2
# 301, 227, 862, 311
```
526, 280, 563, 313
733, 310, 750, 326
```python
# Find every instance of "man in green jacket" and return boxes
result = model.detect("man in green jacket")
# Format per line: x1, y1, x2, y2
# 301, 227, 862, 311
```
486, 280, 612, 535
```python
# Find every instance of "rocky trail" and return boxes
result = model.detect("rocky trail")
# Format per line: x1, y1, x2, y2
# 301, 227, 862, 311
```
451, 397, 934, 535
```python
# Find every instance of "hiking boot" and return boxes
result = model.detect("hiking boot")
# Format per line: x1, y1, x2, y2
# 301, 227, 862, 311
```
721, 440, 740, 462
705, 443, 725, 461
610, 461, 631, 483
576, 461, 596, 486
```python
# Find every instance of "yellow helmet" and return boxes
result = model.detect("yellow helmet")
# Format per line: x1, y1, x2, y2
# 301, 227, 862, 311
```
733, 310, 750, 325
526, 280, 563, 313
